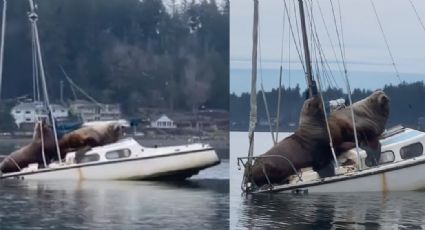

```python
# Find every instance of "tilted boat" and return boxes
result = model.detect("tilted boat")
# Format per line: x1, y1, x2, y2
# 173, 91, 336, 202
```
0, 138, 219, 180
237, 0, 425, 194
239, 126, 425, 193
0, 0, 220, 180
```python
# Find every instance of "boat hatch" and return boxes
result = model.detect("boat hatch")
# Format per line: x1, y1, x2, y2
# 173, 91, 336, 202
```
381, 129, 424, 146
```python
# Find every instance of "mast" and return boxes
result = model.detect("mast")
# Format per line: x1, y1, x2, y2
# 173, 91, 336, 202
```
28, 0, 62, 164
0, 0, 6, 100
298, 0, 315, 97
246, 0, 259, 173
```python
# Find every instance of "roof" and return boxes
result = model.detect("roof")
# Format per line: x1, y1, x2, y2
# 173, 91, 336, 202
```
151, 114, 174, 122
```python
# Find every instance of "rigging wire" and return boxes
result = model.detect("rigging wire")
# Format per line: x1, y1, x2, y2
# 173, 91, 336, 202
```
292, 0, 305, 63
330, 0, 362, 170
275, 1, 287, 144
316, 1, 343, 77
0, 0, 6, 101
310, 24, 340, 168
60, 66, 105, 110
306, 0, 340, 168
369, 0, 401, 82
257, 13, 276, 144
306, 0, 338, 89
337, 0, 346, 61
408, 0, 425, 34
283, 0, 306, 73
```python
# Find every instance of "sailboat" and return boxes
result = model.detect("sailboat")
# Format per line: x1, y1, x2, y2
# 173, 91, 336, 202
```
0, 0, 220, 180
237, 0, 425, 193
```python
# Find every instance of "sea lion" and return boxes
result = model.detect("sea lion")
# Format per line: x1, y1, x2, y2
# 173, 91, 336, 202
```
328, 90, 390, 165
58, 121, 124, 156
0, 120, 58, 173
249, 96, 332, 187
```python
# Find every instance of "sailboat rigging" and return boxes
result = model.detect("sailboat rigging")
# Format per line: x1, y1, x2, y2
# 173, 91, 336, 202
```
238, 0, 425, 194
0, 0, 220, 180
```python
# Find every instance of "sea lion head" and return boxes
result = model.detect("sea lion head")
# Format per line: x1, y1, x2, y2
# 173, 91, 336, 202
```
106, 123, 124, 142
297, 96, 327, 140
367, 90, 390, 118
32, 120, 55, 143
299, 96, 325, 126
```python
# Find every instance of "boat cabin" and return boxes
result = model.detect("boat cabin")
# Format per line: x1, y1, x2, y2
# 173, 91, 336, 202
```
287, 126, 425, 184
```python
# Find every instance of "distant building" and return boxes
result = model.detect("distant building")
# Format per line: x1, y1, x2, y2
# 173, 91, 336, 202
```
69, 100, 121, 122
11, 101, 69, 128
150, 114, 176, 129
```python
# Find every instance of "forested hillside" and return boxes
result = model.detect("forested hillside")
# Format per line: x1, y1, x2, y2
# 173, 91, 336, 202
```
1, 0, 229, 114
230, 82, 425, 131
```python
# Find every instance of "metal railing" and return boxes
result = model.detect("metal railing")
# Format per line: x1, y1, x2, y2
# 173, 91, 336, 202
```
237, 155, 303, 193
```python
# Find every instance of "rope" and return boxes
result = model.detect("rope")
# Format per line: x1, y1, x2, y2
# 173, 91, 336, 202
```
0, 0, 6, 101
369, 0, 401, 82
6, 155, 21, 171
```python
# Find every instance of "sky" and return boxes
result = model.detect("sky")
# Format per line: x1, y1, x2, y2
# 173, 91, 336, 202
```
230, 0, 425, 94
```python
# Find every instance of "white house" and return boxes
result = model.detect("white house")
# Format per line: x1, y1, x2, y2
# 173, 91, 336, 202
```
69, 100, 121, 122
150, 114, 176, 129
11, 101, 69, 128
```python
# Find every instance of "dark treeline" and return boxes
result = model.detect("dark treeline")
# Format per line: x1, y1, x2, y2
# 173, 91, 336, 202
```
1, 0, 229, 114
230, 81, 425, 131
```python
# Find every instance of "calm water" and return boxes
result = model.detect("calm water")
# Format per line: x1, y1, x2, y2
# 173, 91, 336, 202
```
0, 160, 229, 229
230, 132, 425, 229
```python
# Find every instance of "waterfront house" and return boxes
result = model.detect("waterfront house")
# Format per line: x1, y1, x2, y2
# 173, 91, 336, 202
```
150, 114, 176, 129
11, 101, 68, 128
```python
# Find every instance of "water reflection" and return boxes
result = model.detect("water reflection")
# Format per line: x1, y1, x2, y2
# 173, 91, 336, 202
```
233, 192, 425, 229
231, 132, 425, 230
0, 179, 229, 229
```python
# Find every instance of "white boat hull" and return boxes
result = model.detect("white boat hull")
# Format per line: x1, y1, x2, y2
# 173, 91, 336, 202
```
265, 159, 425, 194
250, 128, 425, 194
1, 138, 220, 181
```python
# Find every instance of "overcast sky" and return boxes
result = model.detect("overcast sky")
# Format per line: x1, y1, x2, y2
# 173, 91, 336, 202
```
230, 0, 425, 93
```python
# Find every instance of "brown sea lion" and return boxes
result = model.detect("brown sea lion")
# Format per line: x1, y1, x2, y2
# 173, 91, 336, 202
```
59, 121, 124, 156
249, 96, 332, 187
328, 90, 390, 165
0, 121, 58, 173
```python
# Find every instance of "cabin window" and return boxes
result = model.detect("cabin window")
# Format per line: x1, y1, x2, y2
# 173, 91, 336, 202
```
15, 110, 21, 114
400, 142, 423, 160
25, 111, 31, 114
78, 154, 100, 163
105, 149, 131, 160
379, 151, 395, 164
